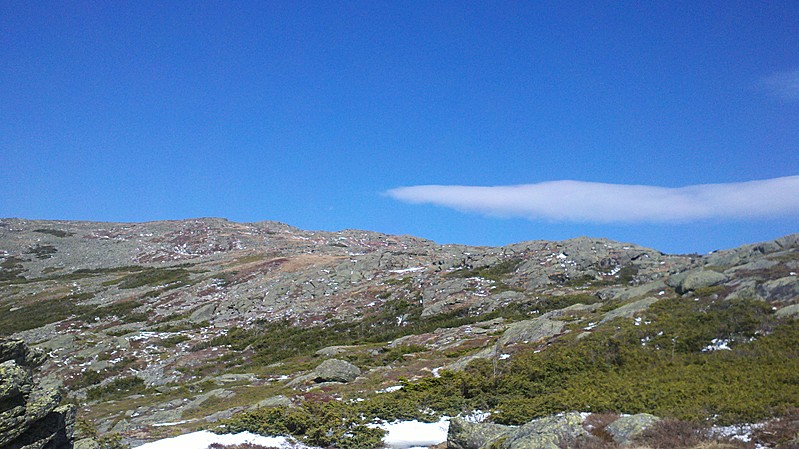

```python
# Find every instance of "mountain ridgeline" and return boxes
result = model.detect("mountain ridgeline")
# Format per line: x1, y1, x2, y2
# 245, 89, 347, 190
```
1, 218, 798, 448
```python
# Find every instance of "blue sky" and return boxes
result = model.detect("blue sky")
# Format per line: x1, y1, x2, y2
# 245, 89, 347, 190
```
2, 1, 798, 254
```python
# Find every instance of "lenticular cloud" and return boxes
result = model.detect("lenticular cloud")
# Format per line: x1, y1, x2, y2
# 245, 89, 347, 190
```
386, 175, 799, 223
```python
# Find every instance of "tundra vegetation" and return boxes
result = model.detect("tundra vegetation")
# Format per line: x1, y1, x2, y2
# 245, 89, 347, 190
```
1, 219, 798, 449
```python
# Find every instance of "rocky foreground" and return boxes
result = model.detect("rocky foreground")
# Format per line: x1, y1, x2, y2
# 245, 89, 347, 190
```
0, 340, 75, 449
1, 218, 799, 447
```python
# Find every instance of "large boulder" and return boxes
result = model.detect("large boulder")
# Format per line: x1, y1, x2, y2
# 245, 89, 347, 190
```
605, 413, 660, 446
497, 317, 565, 348
776, 304, 799, 319
667, 270, 728, 294
312, 359, 361, 383
500, 412, 586, 449
601, 297, 660, 323
0, 339, 75, 449
757, 276, 799, 304
447, 418, 512, 449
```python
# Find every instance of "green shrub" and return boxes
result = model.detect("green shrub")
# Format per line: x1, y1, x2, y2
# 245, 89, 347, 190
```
0, 292, 93, 335
34, 228, 74, 238
26, 244, 57, 259
0, 256, 27, 282
113, 267, 191, 289
159, 334, 190, 347
86, 376, 151, 401
218, 403, 385, 449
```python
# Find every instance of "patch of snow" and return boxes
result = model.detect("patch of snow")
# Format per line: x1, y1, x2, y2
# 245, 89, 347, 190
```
702, 338, 731, 352
378, 418, 449, 449
462, 411, 491, 422
151, 420, 191, 427
431, 367, 442, 378
711, 422, 764, 446
499, 354, 511, 360
389, 267, 426, 274
134, 431, 297, 449
377, 385, 404, 394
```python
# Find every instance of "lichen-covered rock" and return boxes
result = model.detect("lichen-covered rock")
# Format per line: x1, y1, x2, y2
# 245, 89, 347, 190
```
312, 359, 361, 383
757, 276, 799, 304
497, 317, 565, 348
315, 345, 354, 357
601, 297, 660, 323
1, 360, 33, 402
500, 412, 586, 449
189, 303, 217, 323
605, 413, 660, 446
251, 395, 292, 409
447, 418, 512, 449
0, 340, 46, 368
604, 280, 667, 302
668, 269, 728, 294
0, 339, 75, 449
74, 438, 101, 449
776, 304, 799, 318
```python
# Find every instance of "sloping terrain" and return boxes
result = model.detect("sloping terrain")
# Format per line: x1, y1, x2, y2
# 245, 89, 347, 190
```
1, 218, 798, 447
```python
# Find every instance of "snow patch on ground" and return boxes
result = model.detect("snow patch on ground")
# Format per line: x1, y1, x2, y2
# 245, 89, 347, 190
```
389, 267, 426, 274
135, 418, 451, 449
134, 431, 296, 449
378, 418, 449, 449
702, 338, 731, 352
377, 385, 404, 393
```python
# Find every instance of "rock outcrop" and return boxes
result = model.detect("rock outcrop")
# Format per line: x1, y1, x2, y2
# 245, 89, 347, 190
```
448, 413, 661, 449
605, 413, 660, 445
312, 358, 361, 383
447, 418, 513, 449
0, 339, 75, 449
448, 413, 586, 449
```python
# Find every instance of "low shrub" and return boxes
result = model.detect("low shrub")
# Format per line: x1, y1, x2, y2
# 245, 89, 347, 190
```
86, 376, 152, 401
217, 402, 385, 449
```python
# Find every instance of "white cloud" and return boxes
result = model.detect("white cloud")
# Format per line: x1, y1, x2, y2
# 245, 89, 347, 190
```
386, 175, 799, 224
761, 70, 799, 101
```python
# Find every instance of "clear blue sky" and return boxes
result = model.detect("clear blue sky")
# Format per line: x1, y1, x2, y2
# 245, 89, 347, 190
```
2, 1, 798, 254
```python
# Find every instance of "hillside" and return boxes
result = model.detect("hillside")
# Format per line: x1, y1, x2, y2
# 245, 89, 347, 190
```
1, 218, 798, 448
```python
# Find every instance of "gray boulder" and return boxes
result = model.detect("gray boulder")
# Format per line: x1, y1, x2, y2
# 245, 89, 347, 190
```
703, 234, 799, 267
189, 303, 217, 323
315, 345, 354, 357
251, 395, 293, 409
668, 270, 728, 294
497, 317, 565, 348
447, 418, 512, 449
601, 297, 660, 323
757, 276, 799, 304
604, 280, 667, 302
312, 359, 361, 383
500, 412, 586, 449
724, 259, 779, 274
776, 304, 799, 319
605, 413, 660, 446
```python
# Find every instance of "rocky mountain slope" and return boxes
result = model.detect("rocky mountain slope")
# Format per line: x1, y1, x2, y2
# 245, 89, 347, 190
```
1, 218, 798, 447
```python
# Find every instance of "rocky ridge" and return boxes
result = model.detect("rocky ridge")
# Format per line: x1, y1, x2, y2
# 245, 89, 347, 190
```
1, 218, 798, 446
